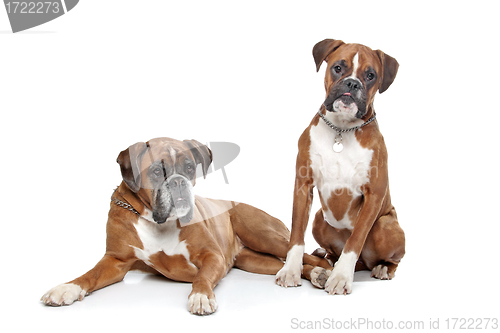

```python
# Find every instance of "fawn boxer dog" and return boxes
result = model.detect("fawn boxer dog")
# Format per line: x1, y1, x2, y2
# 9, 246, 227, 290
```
276, 39, 405, 294
41, 138, 331, 315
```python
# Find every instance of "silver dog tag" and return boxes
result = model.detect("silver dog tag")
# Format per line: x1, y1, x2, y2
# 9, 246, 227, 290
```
333, 133, 343, 153
333, 142, 343, 153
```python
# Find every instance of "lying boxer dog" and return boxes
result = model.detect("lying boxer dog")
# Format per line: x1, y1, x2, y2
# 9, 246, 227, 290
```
41, 137, 331, 315
276, 39, 405, 294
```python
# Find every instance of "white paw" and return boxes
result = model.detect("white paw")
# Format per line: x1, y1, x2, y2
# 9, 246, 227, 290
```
324, 251, 356, 295
41, 283, 86, 306
276, 265, 302, 287
310, 267, 331, 289
325, 269, 353, 295
188, 293, 218, 315
275, 245, 304, 288
371, 264, 392, 280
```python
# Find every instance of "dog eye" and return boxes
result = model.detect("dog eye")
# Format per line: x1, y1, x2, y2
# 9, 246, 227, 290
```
333, 65, 342, 74
152, 167, 163, 177
366, 72, 375, 81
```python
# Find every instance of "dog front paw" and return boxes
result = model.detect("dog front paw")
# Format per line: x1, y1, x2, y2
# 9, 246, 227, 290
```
188, 293, 218, 315
276, 265, 302, 287
41, 283, 86, 306
276, 244, 304, 287
324, 269, 353, 295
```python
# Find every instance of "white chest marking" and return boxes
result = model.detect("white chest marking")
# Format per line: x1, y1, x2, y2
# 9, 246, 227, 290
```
131, 216, 193, 267
309, 116, 373, 230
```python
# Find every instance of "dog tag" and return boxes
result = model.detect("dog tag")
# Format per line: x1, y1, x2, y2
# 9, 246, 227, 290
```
333, 132, 343, 153
333, 142, 343, 153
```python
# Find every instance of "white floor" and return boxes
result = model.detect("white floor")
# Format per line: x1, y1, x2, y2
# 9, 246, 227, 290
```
26, 259, 497, 332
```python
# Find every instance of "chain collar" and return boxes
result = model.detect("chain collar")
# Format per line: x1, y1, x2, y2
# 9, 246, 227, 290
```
317, 109, 376, 134
317, 109, 376, 153
111, 192, 140, 216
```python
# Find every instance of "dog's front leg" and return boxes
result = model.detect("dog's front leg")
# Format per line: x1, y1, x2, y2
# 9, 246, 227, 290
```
187, 252, 226, 315
324, 189, 385, 295
41, 255, 134, 306
276, 166, 314, 287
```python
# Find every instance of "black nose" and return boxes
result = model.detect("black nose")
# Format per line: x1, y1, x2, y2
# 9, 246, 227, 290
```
344, 78, 361, 91
167, 176, 190, 202
168, 177, 187, 189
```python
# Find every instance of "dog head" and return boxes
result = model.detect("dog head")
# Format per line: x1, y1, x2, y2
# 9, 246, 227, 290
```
116, 137, 212, 224
313, 39, 398, 121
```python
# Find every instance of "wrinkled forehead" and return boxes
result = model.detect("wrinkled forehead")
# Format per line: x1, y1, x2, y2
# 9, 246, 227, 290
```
327, 44, 382, 71
140, 140, 194, 170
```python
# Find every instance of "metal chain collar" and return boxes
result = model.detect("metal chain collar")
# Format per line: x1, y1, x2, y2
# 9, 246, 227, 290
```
111, 194, 140, 216
317, 109, 377, 134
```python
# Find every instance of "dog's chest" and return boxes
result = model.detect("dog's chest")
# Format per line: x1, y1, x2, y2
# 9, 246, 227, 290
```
131, 215, 193, 267
308, 122, 373, 229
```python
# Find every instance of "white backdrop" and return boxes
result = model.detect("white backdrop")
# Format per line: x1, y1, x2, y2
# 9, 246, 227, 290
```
2, 1, 499, 332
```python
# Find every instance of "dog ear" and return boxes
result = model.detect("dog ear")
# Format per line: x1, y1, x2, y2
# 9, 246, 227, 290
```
183, 139, 212, 179
313, 39, 345, 72
116, 141, 148, 192
375, 50, 399, 94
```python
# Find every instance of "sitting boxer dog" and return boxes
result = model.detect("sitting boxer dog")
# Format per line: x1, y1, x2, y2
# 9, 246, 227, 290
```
41, 137, 331, 315
276, 39, 405, 295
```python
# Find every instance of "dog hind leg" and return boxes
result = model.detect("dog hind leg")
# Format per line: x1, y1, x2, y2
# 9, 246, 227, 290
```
234, 247, 330, 289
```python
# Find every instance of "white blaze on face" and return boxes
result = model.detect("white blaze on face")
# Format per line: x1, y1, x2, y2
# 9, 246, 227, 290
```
169, 147, 177, 166
350, 53, 359, 79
